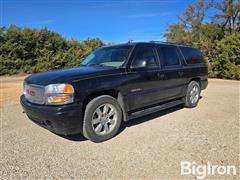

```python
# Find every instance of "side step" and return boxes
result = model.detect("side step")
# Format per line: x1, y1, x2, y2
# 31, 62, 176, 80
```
128, 99, 184, 120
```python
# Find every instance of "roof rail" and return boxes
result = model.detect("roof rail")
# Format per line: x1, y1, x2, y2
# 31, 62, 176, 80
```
149, 40, 165, 43
149, 40, 191, 47
127, 39, 134, 43
149, 40, 177, 45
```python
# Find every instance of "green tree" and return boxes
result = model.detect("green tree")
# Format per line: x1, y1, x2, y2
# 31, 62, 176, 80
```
212, 0, 240, 34
0, 25, 104, 75
165, 0, 213, 46
211, 33, 240, 79
165, 0, 240, 79
164, 24, 191, 44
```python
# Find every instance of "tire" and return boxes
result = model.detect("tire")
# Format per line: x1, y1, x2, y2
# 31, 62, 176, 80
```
184, 81, 201, 108
82, 95, 122, 142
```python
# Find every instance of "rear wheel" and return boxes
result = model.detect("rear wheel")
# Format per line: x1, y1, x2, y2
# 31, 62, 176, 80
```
184, 81, 201, 108
83, 95, 122, 142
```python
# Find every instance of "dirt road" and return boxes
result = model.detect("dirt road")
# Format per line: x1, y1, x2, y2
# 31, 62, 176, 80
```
0, 76, 239, 179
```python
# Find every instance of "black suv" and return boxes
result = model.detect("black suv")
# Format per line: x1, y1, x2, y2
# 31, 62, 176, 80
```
21, 42, 208, 142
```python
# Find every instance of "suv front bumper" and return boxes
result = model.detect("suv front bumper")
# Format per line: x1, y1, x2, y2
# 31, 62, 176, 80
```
20, 95, 83, 135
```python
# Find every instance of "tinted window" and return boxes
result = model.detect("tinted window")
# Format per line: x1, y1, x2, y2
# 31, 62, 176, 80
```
132, 46, 158, 68
159, 46, 180, 66
180, 47, 204, 64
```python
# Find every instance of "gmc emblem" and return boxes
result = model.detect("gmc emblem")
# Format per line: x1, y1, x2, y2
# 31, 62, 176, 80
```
27, 89, 35, 96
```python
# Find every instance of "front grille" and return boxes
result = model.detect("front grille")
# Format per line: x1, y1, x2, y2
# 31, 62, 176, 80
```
24, 84, 45, 104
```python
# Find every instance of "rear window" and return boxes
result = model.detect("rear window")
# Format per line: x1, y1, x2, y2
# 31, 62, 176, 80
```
179, 47, 204, 64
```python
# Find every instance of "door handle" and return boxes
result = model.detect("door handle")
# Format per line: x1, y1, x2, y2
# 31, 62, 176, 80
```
157, 73, 165, 79
178, 71, 183, 76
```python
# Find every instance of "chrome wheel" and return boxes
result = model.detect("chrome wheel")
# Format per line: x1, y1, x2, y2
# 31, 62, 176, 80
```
189, 85, 199, 104
91, 103, 118, 135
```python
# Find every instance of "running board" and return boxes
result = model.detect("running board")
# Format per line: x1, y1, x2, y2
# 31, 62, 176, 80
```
128, 99, 184, 120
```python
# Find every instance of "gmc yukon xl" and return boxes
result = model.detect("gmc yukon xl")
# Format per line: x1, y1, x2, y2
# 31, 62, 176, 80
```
21, 42, 208, 142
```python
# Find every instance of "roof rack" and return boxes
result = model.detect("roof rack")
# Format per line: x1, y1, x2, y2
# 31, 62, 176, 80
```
149, 40, 167, 43
127, 39, 134, 43
149, 40, 191, 47
149, 40, 177, 45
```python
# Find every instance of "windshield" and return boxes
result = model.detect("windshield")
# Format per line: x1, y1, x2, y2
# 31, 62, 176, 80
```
81, 45, 132, 67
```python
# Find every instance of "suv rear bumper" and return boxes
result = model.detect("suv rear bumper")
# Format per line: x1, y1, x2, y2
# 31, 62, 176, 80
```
20, 95, 83, 135
201, 79, 208, 90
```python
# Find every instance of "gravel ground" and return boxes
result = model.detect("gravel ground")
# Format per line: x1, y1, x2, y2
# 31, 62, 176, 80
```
0, 77, 239, 179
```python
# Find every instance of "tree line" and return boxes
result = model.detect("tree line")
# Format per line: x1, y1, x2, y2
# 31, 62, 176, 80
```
0, 26, 104, 75
0, 0, 239, 79
165, 0, 240, 80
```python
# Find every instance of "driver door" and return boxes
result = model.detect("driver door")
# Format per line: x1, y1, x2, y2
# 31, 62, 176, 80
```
125, 45, 164, 111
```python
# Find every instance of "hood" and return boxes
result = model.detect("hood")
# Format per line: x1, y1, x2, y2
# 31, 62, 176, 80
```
25, 66, 122, 86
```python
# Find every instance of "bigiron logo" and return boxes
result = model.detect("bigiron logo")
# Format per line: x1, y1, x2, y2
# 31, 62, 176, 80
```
180, 161, 237, 179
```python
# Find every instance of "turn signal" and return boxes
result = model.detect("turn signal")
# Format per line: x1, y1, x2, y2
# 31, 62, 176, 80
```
63, 85, 74, 94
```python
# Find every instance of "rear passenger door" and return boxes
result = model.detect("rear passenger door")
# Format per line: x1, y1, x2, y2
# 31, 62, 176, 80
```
158, 45, 186, 100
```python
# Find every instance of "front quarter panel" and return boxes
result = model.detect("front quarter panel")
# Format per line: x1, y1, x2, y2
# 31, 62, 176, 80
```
71, 68, 127, 103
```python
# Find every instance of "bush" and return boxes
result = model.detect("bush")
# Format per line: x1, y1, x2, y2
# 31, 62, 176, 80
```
211, 33, 240, 80
0, 25, 104, 75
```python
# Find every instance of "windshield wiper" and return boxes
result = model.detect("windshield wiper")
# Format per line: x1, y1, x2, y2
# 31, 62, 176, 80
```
88, 63, 107, 67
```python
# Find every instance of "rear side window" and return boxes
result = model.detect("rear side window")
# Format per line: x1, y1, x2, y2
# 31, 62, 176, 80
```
180, 47, 204, 64
159, 46, 180, 66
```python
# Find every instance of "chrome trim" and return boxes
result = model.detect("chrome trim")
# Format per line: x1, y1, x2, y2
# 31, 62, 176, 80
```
24, 83, 45, 105
23, 83, 75, 105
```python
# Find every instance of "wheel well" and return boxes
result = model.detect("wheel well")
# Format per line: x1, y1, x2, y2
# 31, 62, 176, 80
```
190, 77, 201, 87
82, 89, 119, 114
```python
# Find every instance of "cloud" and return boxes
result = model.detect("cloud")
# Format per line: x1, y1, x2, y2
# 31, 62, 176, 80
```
111, 29, 166, 43
126, 13, 160, 18
125, 12, 172, 18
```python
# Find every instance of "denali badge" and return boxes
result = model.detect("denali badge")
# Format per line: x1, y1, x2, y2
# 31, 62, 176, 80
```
131, 88, 142, 92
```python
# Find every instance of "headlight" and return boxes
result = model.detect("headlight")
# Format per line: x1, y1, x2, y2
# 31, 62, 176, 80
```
45, 84, 74, 105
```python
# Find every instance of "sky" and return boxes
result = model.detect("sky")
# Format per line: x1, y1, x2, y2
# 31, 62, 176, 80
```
2, 0, 200, 43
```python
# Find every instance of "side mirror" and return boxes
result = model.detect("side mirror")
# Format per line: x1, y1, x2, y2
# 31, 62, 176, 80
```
131, 59, 147, 69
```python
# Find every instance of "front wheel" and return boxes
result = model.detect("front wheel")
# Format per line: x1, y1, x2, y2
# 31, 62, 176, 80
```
184, 81, 201, 108
82, 95, 122, 142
